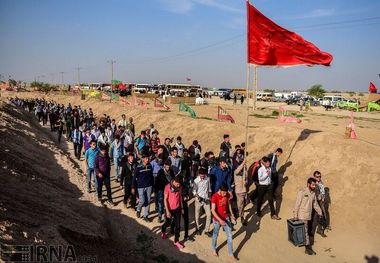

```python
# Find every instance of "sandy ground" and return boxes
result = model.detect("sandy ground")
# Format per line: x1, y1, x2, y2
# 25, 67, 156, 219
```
1, 91, 380, 263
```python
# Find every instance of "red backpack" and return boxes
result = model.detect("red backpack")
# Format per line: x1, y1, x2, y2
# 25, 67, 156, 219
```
250, 160, 261, 184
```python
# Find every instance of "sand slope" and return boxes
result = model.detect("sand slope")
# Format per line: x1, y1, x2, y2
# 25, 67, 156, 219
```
1, 92, 380, 262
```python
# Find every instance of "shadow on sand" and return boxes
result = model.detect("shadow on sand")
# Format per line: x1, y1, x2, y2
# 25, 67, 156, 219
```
0, 102, 203, 263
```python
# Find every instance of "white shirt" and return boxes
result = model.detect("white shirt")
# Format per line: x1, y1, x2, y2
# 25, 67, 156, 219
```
175, 142, 185, 157
192, 176, 211, 200
258, 166, 271, 185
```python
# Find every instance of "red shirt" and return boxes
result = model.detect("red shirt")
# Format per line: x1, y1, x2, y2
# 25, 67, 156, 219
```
150, 137, 161, 154
211, 192, 230, 220
164, 184, 181, 210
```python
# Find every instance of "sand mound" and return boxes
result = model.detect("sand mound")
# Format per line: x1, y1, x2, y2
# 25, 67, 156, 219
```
0, 99, 202, 262
2, 92, 380, 262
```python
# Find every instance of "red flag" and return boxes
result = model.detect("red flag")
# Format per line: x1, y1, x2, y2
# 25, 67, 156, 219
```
119, 97, 131, 106
217, 106, 235, 123
133, 96, 147, 108
247, 2, 333, 66
369, 82, 377, 93
154, 98, 170, 110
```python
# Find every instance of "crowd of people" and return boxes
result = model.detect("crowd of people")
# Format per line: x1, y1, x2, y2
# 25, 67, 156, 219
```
9, 97, 331, 260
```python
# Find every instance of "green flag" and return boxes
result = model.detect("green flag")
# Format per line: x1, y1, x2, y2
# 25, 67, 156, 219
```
111, 80, 122, 85
179, 102, 196, 118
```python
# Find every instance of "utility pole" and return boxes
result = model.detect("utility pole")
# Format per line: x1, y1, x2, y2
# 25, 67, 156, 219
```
50, 73, 55, 84
107, 60, 116, 95
75, 66, 82, 89
60, 71, 65, 86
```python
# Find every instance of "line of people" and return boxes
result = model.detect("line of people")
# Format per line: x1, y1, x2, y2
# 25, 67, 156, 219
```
9, 97, 331, 259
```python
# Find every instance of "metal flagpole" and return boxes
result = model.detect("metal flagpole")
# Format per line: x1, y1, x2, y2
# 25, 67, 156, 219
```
244, 63, 251, 169
253, 65, 258, 111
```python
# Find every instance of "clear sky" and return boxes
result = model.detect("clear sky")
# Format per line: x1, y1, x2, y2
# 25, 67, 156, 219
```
0, 0, 379, 91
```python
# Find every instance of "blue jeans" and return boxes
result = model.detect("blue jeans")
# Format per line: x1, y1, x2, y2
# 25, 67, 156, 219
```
211, 219, 233, 256
137, 186, 152, 218
114, 157, 120, 180
156, 190, 164, 218
86, 168, 98, 194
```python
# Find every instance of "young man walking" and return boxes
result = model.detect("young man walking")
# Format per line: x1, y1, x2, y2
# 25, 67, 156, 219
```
132, 154, 154, 221
120, 153, 136, 209
211, 184, 237, 261
71, 127, 83, 160
233, 151, 248, 226
256, 157, 281, 220
94, 145, 114, 206
161, 177, 184, 250
293, 177, 323, 255
312, 171, 329, 237
267, 148, 283, 199
193, 167, 212, 236
209, 157, 232, 195
155, 160, 174, 223
84, 140, 100, 194
110, 134, 124, 182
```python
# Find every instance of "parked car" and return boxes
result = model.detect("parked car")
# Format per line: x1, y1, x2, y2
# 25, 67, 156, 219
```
119, 89, 132, 97
286, 96, 301, 105
272, 97, 287, 102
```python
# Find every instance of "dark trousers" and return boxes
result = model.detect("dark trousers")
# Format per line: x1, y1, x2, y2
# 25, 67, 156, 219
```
58, 130, 63, 143
37, 112, 42, 122
96, 176, 113, 201
73, 143, 81, 159
67, 128, 72, 141
42, 115, 48, 125
256, 184, 275, 216
172, 200, 189, 237
50, 120, 55, 131
123, 184, 136, 207
272, 172, 279, 197
311, 201, 328, 235
162, 207, 181, 243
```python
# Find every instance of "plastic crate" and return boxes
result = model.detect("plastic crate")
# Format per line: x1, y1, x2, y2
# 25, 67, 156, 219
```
287, 219, 305, 246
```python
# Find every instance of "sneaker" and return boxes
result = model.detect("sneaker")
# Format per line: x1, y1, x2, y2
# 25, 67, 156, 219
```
196, 229, 201, 236
174, 241, 184, 250
136, 211, 141, 218
305, 246, 316, 255
161, 232, 168, 240
107, 200, 115, 207
271, 215, 281, 220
